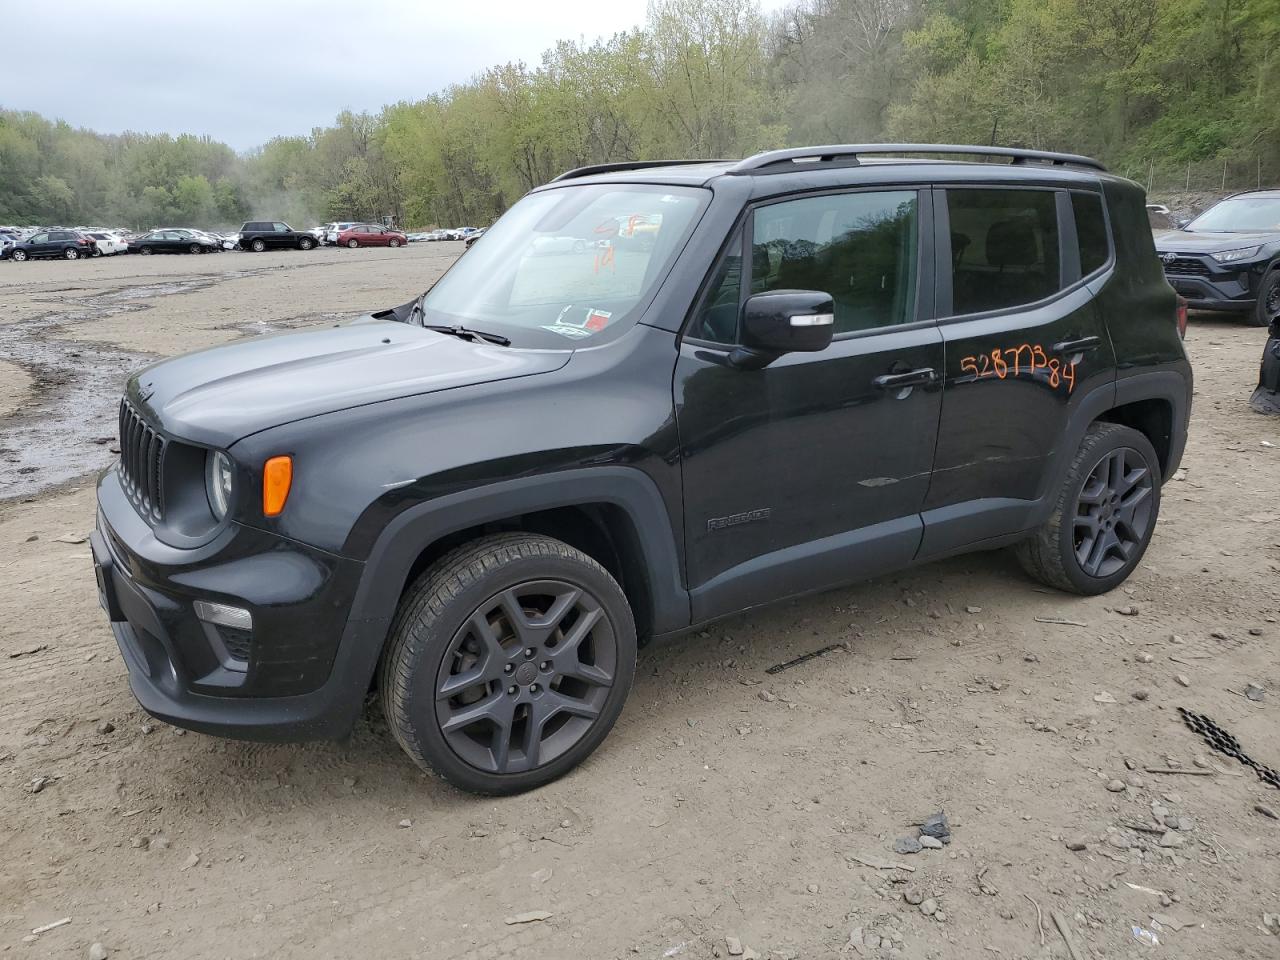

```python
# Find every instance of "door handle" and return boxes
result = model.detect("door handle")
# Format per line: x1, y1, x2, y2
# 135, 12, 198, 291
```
1052, 335, 1102, 356
873, 367, 936, 390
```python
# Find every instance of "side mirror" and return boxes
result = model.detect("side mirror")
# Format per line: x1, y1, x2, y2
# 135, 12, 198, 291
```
731, 290, 835, 368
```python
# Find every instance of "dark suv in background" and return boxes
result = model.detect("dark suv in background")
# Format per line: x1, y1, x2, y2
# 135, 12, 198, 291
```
7, 229, 96, 261
91, 144, 1191, 794
238, 220, 317, 252
1154, 189, 1280, 326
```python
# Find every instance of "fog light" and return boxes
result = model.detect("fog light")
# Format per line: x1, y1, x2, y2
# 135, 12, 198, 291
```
193, 600, 252, 631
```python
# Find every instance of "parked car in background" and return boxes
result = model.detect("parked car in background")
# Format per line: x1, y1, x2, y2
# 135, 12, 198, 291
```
0, 234, 18, 259
334, 224, 407, 248
1154, 189, 1280, 326
464, 227, 486, 249
238, 221, 317, 252
128, 229, 221, 255
7, 229, 96, 261
86, 232, 128, 256
324, 222, 358, 245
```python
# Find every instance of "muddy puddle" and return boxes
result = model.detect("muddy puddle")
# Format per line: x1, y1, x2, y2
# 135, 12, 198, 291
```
0, 275, 355, 502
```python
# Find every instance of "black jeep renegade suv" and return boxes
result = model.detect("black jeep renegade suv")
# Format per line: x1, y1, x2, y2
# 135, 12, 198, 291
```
91, 144, 1191, 794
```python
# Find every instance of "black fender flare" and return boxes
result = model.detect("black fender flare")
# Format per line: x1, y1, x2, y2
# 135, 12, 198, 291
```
346, 466, 690, 637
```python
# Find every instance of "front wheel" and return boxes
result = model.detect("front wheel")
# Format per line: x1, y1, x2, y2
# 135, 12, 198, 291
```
298, 237, 314, 250
11, 249, 27, 262
379, 533, 637, 795
1015, 423, 1161, 595
388, 238, 400, 248
189, 243, 202, 255
1253, 268, 1280, 328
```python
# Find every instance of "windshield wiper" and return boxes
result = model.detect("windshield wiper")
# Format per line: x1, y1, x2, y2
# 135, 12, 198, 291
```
424, 323, 511, 347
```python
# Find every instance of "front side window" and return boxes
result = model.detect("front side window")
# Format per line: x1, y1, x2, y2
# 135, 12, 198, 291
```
421, 183, 707, 348
30, 233, 48, 243
948, 188, 1060, 316
750, 190, 919, 334
273, 222, 289, 232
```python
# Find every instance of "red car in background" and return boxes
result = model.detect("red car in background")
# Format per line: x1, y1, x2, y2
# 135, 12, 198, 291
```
334, 224, 407, 248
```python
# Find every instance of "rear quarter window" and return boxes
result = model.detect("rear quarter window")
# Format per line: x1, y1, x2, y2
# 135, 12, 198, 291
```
1072, 192, 1110, 276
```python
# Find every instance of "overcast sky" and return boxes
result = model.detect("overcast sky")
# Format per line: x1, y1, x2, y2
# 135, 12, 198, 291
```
3, 0, 786, 152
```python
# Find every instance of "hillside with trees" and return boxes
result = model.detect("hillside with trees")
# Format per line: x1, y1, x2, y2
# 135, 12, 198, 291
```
2, 0, 1276, 228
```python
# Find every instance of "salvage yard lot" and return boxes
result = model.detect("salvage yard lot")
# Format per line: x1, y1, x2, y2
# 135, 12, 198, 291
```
1, 246, 1277, 960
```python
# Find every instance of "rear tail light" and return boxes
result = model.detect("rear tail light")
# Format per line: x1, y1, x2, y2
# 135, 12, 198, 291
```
1176, 296, 1188, 339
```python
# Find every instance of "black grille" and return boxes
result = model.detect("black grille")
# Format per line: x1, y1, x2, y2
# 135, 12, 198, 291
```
220, 627, 253, 663
118, 399, 166, 520
1162, 257, 1210, 278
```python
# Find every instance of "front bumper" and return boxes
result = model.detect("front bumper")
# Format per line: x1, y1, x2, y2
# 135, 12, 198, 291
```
92, 466, 389, 741
1161, 255, 1265, 310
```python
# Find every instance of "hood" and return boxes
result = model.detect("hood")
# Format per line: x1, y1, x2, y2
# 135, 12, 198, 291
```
128, 317, 569, 448
1154, 229, 1280, 254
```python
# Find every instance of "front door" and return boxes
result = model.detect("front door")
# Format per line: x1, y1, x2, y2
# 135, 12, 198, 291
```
675, 187, 943, 622
919, 185, 1117, 556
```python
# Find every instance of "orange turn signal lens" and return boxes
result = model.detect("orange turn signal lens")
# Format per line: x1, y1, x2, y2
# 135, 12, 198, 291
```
262, 456, 293, 517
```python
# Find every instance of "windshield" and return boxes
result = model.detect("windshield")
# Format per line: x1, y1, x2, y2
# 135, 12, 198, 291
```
419, 183, 707, 347
1186, 196, 1280, 232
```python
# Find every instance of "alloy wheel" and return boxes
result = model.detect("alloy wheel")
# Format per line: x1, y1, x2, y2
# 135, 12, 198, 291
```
434, 579, 617, 775
1073, 447, 1154, 578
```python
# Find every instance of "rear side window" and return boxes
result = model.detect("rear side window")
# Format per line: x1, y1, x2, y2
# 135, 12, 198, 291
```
947, 189, 1060, 315
1072, 192, 1109, 276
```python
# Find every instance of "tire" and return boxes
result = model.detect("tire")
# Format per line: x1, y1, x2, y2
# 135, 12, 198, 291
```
1252, 268, 1280, 328
250, 238, 266, 252
1015, 422, 1161, 595
347, 238, 359, 248
388, 238, 400, 248
139, 247, 152, 255
92, 247, 102, 258
298, 237, 314, 250
189, 244, 202, 255
11, 249, 27, 262
379, 532, 637, 795
64, 247, 80, 260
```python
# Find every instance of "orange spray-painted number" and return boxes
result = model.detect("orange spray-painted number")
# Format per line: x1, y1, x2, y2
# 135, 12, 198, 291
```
958, 342, 1080, 393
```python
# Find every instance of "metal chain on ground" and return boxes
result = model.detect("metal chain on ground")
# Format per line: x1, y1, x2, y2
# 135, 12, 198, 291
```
1178, 707, 1280, 789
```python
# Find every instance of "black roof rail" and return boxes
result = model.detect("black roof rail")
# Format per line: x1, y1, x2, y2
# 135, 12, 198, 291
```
727, 144, 1107, 175
550, 159, 732, 182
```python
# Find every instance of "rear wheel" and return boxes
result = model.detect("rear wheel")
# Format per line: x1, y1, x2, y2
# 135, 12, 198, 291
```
250, 238, 266, 252
379, 533, 637, 795
347, 238, 359, 248
64, 247, 80, 260
1016, 423, 1160, 595
1253, 268, 1280, 328
139, 247, 152, 255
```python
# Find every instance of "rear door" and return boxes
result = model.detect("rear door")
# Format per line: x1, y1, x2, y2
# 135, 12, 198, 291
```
676, 186, 943, 621
920, 184, 1116, 556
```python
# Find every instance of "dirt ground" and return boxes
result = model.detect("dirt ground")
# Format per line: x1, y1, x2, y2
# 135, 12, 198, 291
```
1, 245, 1278, 960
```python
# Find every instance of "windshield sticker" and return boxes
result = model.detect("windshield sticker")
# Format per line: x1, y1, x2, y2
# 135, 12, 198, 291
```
541, 307, 612, 340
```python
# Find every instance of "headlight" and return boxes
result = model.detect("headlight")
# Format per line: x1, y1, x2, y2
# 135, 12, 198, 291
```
205, 450, 234, 520
1210, 245, 1261, 263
